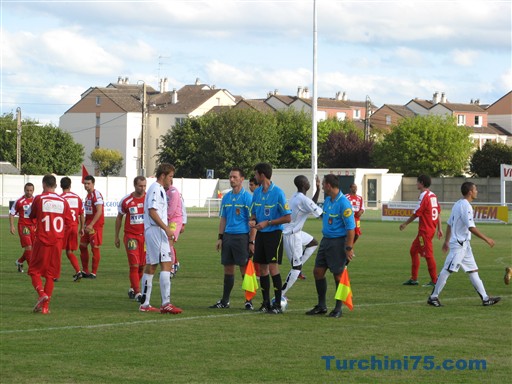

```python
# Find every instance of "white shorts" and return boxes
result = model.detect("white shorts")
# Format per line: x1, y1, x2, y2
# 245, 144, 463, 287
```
283, 231, 314, 267
144, 226, 172, 265
442, 242, 478, 273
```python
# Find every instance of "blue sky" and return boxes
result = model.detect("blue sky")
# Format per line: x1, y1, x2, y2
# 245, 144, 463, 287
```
1, 0, 511, 125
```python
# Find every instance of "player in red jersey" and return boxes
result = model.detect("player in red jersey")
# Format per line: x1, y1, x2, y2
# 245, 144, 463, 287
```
345, 183, 365, 245
400, 175, 443, 287
115, 176, 147, 301
28, 174, 72, 314
9, 182, 36, 273
79, 175, 104, 278
60, 177, 85, 281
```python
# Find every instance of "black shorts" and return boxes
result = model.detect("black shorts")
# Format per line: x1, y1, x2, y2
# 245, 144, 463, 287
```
315, 237, 347, 275
254, 230, 284, 265
221, 233, 249, 266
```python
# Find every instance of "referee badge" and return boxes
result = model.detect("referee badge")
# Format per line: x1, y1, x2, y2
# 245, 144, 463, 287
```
264, 208, 270, 216
328, 218, 333, 225
236, 208, 240, 215
343, 208, 353, 217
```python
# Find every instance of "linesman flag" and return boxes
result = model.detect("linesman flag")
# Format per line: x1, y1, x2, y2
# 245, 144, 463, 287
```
335, 267, 353, 310
81, 164, 90, 184
242, 259, 258, 301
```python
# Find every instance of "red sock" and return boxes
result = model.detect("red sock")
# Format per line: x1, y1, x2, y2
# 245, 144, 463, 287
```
67, 252, 81, 273
20, 249, 32, 264
91, 247, 101, 275
80, 245, 90, 273
426, 257, 438, 283
410, 252, 420, 281
138, 265, 144, 286
30, 275, 44, 295
44, 278, 55, 297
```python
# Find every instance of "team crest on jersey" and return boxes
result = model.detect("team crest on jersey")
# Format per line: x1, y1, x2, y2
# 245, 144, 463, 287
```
129, 207, 138, 214
127, 239, 138, 250
328, 218, 333, 225
22, 226, 31, 235
236, 208, 240, 215
284, 203, 290, 210
343, 208, 353, 217
264, 208, 270, 216
137, 203, 144, 208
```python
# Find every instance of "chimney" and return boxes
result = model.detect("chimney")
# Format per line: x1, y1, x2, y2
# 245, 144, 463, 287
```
211, 84, 216, 90
441, 92, 447, 103
335, 91, 342, 101
118, 76, 123, 84
159, 78, 164, 93
274, 89, 278, 95
475, 99, 480, 105
171, 88, 178, 104
195, 77, 201, 85
304, 87, 309, 98
433, 91, 440, 104
297, 86, 303, 97
470, 99, 474, 104
163, 78, 168, 93
342, 91, 347, 101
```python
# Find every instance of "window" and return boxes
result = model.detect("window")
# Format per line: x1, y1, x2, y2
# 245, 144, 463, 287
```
474, 115, 482, 127
156, 139, 159, 149
133, 138, 136, 147
385, 115, 391, 125
175, 117, 186, 126
156, 117, 160, 129
336, 112, 346, 121
457, 114, 466, 126
96, 96, 101, 106
95, 137, 100, 147
96, 116, 100, 126
353, 109, 361, 119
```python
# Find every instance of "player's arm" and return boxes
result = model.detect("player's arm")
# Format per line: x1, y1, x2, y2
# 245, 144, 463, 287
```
86, 203, 103, 233
9, 213, 16, 235
114, 213, 124, 248
399, 213, 417, 231
442, 224, 451, 253
469, 227, 495, 248
312, 176, 321, 204
436, 215, 443, 239
79, 212, 85, 237
216, 216, 227, 252
149, 208, 173, 239
345, 229, 355, 261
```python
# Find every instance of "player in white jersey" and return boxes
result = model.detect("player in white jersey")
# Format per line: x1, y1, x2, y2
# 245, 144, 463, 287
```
139, 163, 182, 314
282, 175, 323, 298
428, 182, 501, 307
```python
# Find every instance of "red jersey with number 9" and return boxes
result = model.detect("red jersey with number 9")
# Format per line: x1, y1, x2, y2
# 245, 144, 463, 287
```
30, 192, 73, 245
414, 190, 441, 237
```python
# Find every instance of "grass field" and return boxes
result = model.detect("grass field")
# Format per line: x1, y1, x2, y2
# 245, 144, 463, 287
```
1, 217, 511, 383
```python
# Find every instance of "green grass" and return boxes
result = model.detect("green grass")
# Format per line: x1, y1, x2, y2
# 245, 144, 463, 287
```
1, 217, 511, 383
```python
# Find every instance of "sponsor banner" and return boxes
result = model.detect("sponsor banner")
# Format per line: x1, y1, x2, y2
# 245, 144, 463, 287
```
102, 200, 120, 217
382, 203, 508, 224
501, 164, 512, 181
381, 203, 416, 221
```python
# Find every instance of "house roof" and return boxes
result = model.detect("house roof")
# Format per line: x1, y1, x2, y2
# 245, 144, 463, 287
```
381, 104, 416, 118
407, 98, 434, 109
266, 94, 295, 105
234, 99, 276, 112
152, 85, 234, 114
0, 162, 20, 175
435, 103, 486, 113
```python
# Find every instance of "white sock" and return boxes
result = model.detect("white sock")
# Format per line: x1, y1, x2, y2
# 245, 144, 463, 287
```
468, 272, 488, 301
282, 269, 301, 296
431, 269, 450, 298
160, 271, 171, 305
141, 273, 154, 306
302, 245, 318, 265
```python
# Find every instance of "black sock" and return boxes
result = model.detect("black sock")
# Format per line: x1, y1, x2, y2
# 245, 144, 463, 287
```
260, 275, 270, 304
316, 278, 327, 308
222, 274, 235, 303
272, 274, 283, 306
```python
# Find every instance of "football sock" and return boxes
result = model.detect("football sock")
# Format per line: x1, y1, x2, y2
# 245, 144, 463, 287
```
91, 247, 101, 274
468, 272, 488, 301
31, 275, 44, 294
260, 275, 270, 303
67, 252, 81, 273
315, 278, 327, 308
129, 265, 140, 292
160, 271, 171, 305
282, 269, 300, 296
302, 245, 317, 265
272, 274, 283, 304
79, 245, 90, 273
21, 249, 32, 264
138, 265, 144, 283
431, 269, 450, 298
222, 274, 235, 303
410, 251, 420, 281
426, 257, 438, 283
44, 278, 55, 297
141, 273, 154, 306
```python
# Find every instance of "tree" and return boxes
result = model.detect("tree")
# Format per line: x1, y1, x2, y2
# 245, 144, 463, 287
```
158, 109, 281, 178
470, 141, 512, 177
90, 148, 124, 176
0, 113, 84, 174
319, 128, 374, 168
372, 115, 474, 176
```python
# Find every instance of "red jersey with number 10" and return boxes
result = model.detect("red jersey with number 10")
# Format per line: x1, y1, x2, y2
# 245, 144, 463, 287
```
84, 189, 105, 228
61, 191, 84, 230
414, 190, 441, 237
118, 193, 145, 236
30, 192, 72, 245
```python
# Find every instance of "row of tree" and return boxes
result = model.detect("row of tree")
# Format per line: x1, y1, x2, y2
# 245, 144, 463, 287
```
1, 111, 511, 178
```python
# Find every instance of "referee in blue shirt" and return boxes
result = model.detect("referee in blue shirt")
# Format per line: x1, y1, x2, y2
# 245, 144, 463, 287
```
250, 163, 291, 314
306, 174, 355, 318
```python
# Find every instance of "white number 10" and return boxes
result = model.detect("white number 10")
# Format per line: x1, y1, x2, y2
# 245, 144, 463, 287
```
41, 215, 64, 232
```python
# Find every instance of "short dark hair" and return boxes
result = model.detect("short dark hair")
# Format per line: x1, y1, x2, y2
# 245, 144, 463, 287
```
155, 163, 175, 179
60, 176, 71, 190
417, 174, 431, 188
42, 174, 57, 188
323, 174, 339, 189
230, 167, 245, 178
24, 182, 34, 189
84, 175, 95, 184
254, 163, 272, 180
461, 181, 475, 196
249, 177, 258, 185
134, 175, 146, 186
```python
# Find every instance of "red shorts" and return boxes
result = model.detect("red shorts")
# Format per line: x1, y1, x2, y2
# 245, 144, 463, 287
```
28, 239, 63, 279
64, 226, 79, 251
124, 233, 146, 266
354, 219, 362, 237
410, 232, 434, 259
18, 224, 35, 248
80, 226, 104, 247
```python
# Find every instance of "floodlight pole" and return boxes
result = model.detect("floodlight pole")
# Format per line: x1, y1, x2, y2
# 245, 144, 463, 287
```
311, 0, 318, 193
16, 107, 22, 171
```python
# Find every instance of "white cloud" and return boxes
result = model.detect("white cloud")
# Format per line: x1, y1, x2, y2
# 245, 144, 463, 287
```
450, 49, 480, 67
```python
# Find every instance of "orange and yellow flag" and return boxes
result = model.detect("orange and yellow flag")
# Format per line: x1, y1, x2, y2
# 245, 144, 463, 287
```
242, 259, 258, 301
335, 267, 353, 310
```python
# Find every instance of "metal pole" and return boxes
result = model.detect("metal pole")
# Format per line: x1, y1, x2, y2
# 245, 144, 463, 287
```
311, 0, 318, 193
16, 107, 21, 171
140, 82, 147, 176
